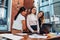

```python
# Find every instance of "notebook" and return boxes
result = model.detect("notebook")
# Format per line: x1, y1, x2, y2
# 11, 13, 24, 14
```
0, 34, 24, 40
29, 34, 47, 38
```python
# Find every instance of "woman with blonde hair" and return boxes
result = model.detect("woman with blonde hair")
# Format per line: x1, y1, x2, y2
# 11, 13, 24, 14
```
38, 11, 50, 34
38, 11, 45, 26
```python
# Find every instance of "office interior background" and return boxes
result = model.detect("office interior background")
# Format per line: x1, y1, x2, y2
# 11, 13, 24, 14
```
0, 0, 60, 33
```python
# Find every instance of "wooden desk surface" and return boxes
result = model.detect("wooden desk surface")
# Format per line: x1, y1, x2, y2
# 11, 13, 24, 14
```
0, 33, 60, 40
15, 33, 50, 40
22, 35, 60, 40
15, 33, 60, 40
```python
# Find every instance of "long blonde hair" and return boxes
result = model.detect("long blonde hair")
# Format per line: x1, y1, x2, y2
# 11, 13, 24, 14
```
38, 11, 45, 23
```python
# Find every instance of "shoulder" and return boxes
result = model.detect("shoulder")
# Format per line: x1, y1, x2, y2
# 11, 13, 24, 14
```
19, 14, 25, 20
21, 14, 25, 18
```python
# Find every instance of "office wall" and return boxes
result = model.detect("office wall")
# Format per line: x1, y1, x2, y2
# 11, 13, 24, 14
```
24, 0, 34, 9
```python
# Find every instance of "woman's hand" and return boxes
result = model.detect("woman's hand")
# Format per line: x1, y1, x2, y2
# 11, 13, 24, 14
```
33, 30, 39, 33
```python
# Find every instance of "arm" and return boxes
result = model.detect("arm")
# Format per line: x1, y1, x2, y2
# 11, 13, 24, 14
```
36, 16, 40, 33
27, 16, 34, 32
22, 20, 27, 32
37, 20, 40, 33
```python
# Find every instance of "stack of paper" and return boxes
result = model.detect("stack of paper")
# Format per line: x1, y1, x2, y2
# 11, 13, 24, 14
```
29, 34, 47, 38
16, 33, 27, 35
0, 34, 24, 40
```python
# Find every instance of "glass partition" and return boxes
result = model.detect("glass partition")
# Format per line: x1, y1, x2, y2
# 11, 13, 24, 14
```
0, 0, 8, 31
39, 0, 60, 32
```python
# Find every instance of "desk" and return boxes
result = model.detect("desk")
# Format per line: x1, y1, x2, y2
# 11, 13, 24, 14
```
21, 35, 47, 40
0, 33, 60, 40
21, 35, 60, 40
16, 33, 60, 40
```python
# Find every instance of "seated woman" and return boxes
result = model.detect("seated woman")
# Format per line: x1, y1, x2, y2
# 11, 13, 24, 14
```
27, 7, 39, 33
38, 11, 50, 34
12, 7, 27, 34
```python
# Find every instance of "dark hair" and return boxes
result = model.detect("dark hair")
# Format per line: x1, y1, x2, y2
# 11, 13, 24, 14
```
14, 7, 26, 20
30, 7, 36, 15
39, 11, 44, 18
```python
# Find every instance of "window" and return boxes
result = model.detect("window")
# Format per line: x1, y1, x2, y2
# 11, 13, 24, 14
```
45, 12, 50, 19
0, 0, 3, 5
52, 2, 60, 32
46, 0, 48, 1
42, 0, 44, 2
0, 0, 8, 31
40, 0, 60, 32
54, 2, 60, 15
42, 0, 48, 3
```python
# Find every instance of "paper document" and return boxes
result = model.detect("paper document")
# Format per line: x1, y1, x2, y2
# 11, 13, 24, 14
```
0, 34, 24, 40
29, 34, 47, 38
16, 33, 27, 35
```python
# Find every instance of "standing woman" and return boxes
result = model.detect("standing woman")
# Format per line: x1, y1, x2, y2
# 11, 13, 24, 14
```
27, 7, 39, 33
38, 11, 45, 34
12, 7, 27, 34
38, 11, 50, 34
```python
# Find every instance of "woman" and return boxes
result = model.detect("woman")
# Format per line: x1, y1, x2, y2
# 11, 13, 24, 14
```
38, 11, 44, 27
38, 11, 50, 34
27, 7, 39, 33
12, 7, 27, 34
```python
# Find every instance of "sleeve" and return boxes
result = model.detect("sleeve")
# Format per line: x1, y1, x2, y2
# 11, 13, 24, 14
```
21, 16, 25, 20
27, 15, 34, 32
16, 14, 25, 21
37, 17, 40, 33
16, 14, 21, 21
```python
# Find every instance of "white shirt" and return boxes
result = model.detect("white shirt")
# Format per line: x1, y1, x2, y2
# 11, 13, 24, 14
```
27, 14, 39, 33
13, 14, 25, 31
